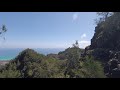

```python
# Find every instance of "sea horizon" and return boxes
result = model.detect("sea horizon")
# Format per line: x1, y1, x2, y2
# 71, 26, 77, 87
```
0, 48, 66, 60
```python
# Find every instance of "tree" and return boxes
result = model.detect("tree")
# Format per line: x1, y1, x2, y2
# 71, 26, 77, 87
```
0, 25, 7, 40
65, 41, 81, 77
72, 40, 79, 48
95, 12, 113, 25
80, 56, 106, 78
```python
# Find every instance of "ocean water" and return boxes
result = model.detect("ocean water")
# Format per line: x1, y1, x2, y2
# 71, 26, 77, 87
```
0, 48, 65, 60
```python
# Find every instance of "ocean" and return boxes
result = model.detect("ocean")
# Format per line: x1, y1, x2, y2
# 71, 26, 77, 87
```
0, 48, 65, 60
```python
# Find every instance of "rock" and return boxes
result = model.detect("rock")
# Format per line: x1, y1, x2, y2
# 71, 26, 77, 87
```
106, 58, 120, 78
111, 68, 120, 78
117, 64, 120, 70
109, 59, 118, 69
85, 13, 120, 77
90, 13, 120, 51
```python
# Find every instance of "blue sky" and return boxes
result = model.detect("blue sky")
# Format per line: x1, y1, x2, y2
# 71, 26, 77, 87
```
0, 12, 97, 49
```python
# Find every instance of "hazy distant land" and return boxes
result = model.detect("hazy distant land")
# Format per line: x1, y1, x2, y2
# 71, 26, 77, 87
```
0, 60, 10, 66
0, 48, 65, 61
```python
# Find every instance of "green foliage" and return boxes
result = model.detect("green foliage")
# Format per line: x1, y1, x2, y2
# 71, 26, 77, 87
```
0, 62, 21, 78
66, 47, 81, 69
2, 12, 120, 78
65, 55, 106, 78
0, 48, 105, 78
0, 25, 7, 41
89, 12, 120, 77
0, 25, 7, 34
2, 25, 7, 32
58, 47, 84, 60
81, 56, 106, 78
62, 42, 105, 78
95, 12, 113, 25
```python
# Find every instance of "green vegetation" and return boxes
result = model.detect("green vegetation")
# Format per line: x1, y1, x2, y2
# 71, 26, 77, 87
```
88, 12, 120, 78
0, 44, 105, 78
0, 25, 7, 40
1, 12, 120, 78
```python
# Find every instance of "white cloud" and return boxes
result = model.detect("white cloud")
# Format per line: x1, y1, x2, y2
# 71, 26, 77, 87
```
78, 40, 90, 49
73, 13, 78, 21
81, 33, 87, 39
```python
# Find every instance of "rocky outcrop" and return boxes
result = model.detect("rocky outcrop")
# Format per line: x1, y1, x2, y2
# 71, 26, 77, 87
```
87, 13, 120, 61
91, 13, 120, 51
105, 58, 120, 78
85, 12, 120, 77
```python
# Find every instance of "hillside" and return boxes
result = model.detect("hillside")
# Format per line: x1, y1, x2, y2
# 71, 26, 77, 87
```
91, 12, 120, 50
58, 47, 84, 60
0, 46, 105, 78
85, 12, 120, 78
2, 12, 120, 78
0, 48, 67, 78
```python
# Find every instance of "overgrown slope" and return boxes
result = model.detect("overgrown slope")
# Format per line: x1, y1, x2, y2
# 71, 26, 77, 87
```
0, 47, 105, 78
86, 12, 120, 78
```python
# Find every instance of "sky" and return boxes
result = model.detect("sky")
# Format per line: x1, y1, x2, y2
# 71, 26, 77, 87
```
0, 12, 97, 49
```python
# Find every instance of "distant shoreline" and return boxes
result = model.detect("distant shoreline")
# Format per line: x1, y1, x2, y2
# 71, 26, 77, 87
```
0, 57, 14, 61
0, 48, 66, 60
0, 60, 10, 66
0, 60, 10, 62
0, 59, 12, 61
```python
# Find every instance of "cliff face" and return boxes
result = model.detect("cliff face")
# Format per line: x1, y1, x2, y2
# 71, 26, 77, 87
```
84, 13, 120, 63
86, 12, 120, 78
90, 13, 120, 51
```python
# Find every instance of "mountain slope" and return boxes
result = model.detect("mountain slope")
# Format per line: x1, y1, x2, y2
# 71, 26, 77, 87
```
86, 12, 120, 78
91, 13, 120, 50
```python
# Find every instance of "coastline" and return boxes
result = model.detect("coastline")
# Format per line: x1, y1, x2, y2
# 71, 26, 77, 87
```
0, 57, 14, 61
0, 60, 10, 66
